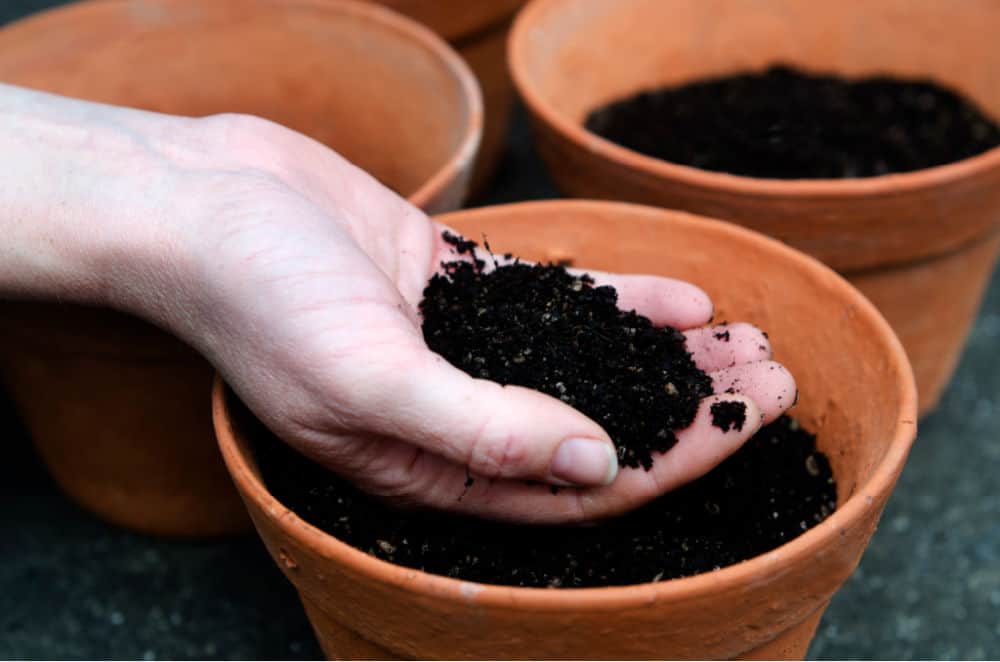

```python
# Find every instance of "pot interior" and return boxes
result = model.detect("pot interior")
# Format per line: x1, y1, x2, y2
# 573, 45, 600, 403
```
0, 0, 476, 200
517, 0, 1000, 133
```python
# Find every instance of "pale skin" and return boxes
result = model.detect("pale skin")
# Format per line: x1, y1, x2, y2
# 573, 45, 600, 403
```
0, 84, 797, 523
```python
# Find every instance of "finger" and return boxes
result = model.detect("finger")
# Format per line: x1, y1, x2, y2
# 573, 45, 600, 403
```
347, 394, 758, 524
576, 271, 714, 330
684, 322, 772, 372
355, 347, 619, 488
432, 225, 713, 330
710, 360, 796, 424
577, 394, 763, 520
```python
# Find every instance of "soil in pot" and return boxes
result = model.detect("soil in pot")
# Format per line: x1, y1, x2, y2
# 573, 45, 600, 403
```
245, 234, 837, 588
584, 65, 1000, 179
253, 411, 833, 588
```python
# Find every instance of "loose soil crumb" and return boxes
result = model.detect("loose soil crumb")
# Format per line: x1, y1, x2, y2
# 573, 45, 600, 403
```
585, 65, 1000, 178
420, 234, 712, 470
710, 401, 747, 432
244, 404, 837, 587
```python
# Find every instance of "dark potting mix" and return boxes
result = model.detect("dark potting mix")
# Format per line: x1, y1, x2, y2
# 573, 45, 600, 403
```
249, 234, 837, 587
585, 65, 1000, 179
422, 232, 713, 470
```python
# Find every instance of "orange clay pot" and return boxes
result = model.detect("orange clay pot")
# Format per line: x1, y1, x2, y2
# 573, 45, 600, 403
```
509, 0, 1000, 416
214, 200, 918, 659
365, 0, 526, 195
0, 0, 481, 537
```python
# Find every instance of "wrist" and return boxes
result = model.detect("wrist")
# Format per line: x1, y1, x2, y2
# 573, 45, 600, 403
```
0, 85, 201, 317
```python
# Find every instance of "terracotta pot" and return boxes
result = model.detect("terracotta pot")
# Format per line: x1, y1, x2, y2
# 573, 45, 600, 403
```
508, 0, 1000, 416
0, 0, 482, 537
365, 0, 524, 42
364, 0, 526, 195
0, 305, 242, 536
214, 200, 918, 659
454, 12, 520, 197
369, 0, 525, 196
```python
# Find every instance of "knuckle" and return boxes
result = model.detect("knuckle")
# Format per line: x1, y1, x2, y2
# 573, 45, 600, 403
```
194, 113, 299, 180
202, 112, 284, 144
732, 323, 771, 358
467, 421, 529, 479
368, 461, 422, 500
568, 490, 594, 523
353, 446, 430, 502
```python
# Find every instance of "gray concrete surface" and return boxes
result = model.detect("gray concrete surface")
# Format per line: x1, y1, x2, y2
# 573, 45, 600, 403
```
1, 2, 998, 658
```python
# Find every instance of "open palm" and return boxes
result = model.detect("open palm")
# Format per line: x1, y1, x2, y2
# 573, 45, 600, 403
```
173, 115, 796, 524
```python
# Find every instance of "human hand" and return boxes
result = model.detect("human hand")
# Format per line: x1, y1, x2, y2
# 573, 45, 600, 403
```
1, 87, 795, 524
157, 116, 795, 523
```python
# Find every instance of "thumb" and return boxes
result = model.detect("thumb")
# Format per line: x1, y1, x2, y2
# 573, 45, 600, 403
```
358, 348, 619, 487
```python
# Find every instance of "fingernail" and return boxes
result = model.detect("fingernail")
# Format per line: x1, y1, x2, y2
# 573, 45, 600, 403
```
551, 438, 618, 486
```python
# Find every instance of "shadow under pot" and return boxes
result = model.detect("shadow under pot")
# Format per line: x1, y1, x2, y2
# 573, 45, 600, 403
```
509, 0, 1000, 417
214, 200, 917, 659
0, 0, 482, 537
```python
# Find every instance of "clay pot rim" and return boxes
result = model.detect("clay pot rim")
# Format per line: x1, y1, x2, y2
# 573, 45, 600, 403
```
214, 199, 918, 610
333, 0, 484, 210
372, 0, 527, 45
508, 0, 1000, 199
328, 0, 485, 209
5, 0, 483, 211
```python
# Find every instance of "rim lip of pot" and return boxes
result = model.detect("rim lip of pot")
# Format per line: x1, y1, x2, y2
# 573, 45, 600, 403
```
506, 0, 1000, 201
372, 0, 527, 43
342, 0, 483, 210
213, 198, 919, 611
1, 0, 483, 212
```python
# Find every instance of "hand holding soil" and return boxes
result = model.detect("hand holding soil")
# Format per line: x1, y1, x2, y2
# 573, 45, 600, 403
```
156, 125, 795, 522
0, 83, 795, 524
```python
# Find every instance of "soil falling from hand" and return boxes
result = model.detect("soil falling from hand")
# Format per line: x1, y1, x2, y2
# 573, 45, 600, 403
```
585, 65, 1000, 179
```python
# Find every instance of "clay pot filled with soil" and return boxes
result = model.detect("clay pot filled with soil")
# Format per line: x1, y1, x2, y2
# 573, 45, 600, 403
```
0, 0, 481, 537
366, 0, 527, 195
214, 200, 917, 659
508, 0, 1000, 416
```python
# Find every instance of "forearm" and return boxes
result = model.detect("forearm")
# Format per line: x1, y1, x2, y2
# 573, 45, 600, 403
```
0, 83, 196, 311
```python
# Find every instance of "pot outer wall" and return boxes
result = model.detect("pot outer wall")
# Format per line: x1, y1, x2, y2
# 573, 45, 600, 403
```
0, 0, 482, 537
365, 0, 527, 196
454, 14, 518, 197
0, 303, 250, 537
848, 233, 1000, 413
296, 592, 829, 659
510, 0, 1000, 416
215, 201, 917, 659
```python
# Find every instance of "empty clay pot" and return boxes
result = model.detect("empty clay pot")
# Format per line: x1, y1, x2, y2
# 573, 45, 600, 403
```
364, 0, 526, 195
214, 200, 918, 659
508, 0, 1000, 416
0, 0, 482, 537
